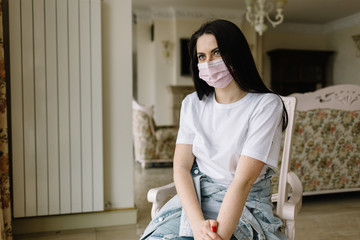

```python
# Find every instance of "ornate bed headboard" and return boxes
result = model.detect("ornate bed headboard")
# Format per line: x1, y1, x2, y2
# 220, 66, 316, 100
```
279, 84, 360, 195
290, 84, 360, 111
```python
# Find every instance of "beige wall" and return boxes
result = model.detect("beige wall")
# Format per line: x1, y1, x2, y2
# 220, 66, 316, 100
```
135, 18, 176, 125
153, 18, 177, 125
135, 21, 155, 107
102, 0, 135, 210
175, 19, 206, 86
327, 25, 360, 85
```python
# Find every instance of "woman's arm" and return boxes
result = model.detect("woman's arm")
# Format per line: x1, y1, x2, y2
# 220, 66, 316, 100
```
173, 144, 220, 240
216, 155, 265, 240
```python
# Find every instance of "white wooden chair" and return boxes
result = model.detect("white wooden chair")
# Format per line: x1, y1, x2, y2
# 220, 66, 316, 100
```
147, 96, 303, 240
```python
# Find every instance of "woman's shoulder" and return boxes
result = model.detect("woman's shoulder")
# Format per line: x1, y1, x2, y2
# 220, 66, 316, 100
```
251, 92, 282, 107
182, 91, 198, 103
182, 91, 212, 107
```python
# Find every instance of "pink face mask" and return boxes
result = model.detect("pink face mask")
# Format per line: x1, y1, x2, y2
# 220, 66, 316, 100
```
198, 59, 233, 88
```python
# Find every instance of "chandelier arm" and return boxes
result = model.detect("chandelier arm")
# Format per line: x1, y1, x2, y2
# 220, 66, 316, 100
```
265, 9, 284, 27
245, 7, 256, 26
264, 0, 274, 14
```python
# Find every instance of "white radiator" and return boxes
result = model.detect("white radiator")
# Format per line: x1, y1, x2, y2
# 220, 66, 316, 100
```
9, 0, 103, 217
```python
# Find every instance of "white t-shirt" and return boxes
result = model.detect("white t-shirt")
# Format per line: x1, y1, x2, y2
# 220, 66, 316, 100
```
176, 91, 283, 185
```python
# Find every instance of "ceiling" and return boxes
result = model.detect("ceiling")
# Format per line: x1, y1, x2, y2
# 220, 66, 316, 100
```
132, 0, 360, 24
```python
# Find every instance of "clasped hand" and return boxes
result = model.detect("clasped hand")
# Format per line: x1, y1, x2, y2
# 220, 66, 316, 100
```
193, 219, 224, 240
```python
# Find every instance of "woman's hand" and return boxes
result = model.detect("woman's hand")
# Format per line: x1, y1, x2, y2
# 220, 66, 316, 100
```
192, 219, 223, 240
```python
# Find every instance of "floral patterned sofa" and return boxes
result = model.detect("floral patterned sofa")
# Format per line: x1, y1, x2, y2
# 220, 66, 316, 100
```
272, 84, 360, 195
132, 99, 178, 168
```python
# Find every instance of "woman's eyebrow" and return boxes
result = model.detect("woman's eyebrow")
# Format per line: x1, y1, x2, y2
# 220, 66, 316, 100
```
197, 47, 219, 56
196, 47, 219, 56
211, 47, 219, 53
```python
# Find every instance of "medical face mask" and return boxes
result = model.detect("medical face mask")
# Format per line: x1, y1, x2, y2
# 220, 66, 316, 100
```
198, 59, 233, 88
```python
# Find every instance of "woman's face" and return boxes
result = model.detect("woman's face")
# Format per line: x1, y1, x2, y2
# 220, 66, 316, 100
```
196, 34, 222, 63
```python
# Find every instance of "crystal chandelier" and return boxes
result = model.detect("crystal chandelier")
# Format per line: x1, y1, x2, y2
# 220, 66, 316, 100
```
244, 0, 287, 36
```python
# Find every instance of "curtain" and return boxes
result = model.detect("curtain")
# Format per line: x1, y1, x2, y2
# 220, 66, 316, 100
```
0, 0, 12, 238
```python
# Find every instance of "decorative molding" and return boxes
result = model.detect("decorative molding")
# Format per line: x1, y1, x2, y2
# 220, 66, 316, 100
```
133, 7, 245, 22
151, 7, 176, 19
134, 7, 359, 35
133, 9, 153, 22
134, 7, 359, 33
269, 12, 360, 34
174, 8, 245, 21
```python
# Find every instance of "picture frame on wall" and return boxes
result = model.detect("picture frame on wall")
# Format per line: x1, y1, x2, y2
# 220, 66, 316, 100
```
180, 38, 191, 76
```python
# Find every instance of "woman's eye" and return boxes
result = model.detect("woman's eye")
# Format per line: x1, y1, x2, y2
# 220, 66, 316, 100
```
198, 55, 205, 61
214, 50, 221, 56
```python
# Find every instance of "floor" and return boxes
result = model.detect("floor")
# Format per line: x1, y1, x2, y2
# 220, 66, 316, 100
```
14, 163, 360, 240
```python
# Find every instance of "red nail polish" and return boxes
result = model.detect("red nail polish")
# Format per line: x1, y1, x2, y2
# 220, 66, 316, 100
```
211, 226, 217, 232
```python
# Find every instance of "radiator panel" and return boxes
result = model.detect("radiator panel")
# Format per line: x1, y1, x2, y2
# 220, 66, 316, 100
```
9, 0, 104, 218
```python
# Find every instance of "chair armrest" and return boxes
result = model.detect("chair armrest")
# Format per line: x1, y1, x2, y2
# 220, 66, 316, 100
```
282, 171, 303, 220
147, 182, 177, 219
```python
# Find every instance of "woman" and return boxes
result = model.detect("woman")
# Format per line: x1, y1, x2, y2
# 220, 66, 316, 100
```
141, 19, 288, 240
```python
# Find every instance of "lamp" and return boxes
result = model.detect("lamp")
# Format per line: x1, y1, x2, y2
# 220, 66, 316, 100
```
352, 34, 360, 57
244, 0, 287, 36
162, 40, 171, 58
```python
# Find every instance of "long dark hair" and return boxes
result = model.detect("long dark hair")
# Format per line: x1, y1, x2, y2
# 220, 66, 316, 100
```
188, 19, 288, 131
